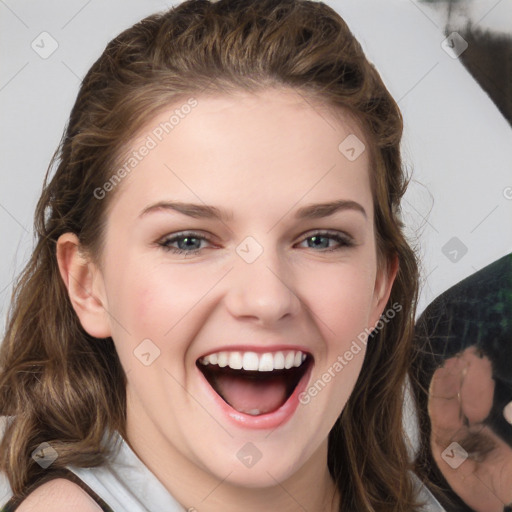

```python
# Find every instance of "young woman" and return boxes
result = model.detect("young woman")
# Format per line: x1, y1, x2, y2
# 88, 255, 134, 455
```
0, 0, 443, 510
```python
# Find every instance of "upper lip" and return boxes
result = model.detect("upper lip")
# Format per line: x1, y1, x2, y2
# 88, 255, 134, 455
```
197, 344, 314, 360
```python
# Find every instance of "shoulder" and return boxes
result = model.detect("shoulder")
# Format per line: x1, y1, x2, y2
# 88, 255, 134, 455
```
16, 478, 103, 512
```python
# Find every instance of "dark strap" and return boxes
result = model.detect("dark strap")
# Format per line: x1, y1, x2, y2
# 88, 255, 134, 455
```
1, 467, 115, 511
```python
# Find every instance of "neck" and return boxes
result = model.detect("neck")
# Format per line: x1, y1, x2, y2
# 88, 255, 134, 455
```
125, 397, 340, 511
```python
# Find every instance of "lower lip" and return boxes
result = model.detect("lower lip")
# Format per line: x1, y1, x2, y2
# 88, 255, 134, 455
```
196, 361, 314, 430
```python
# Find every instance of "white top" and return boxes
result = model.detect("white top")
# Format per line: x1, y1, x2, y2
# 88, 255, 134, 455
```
0, 416, 445, 512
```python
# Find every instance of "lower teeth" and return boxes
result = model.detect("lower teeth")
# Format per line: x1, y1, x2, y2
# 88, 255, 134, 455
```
198, 360, 310, 416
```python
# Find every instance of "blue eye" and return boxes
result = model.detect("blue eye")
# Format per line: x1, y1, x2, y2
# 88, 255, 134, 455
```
158, 232, 209, 255
298, 231, 354, 251
158, 230, 353, 256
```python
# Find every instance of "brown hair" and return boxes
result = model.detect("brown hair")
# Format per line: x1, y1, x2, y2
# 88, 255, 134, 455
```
0, 1, 423, 509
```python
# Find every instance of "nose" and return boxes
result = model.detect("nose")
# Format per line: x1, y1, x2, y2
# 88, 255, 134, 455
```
224, 243, 301, 326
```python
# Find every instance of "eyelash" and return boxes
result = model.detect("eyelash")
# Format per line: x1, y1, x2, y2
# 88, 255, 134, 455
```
157, 230, 354, 256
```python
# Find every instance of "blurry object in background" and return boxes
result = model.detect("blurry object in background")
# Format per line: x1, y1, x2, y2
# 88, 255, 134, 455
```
412, 253, 512, 511
419, 0, 512, 126
455, 24, 512, 127
428, 347, 512, 511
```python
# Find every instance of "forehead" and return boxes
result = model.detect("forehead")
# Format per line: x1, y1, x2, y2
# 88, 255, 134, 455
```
106, 87, 373, 221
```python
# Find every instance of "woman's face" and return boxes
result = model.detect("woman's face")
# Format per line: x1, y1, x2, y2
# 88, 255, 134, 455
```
76, 88, 395, 488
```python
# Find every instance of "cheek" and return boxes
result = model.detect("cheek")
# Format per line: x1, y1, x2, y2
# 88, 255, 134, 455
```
105, 259, 211, 342
304, 260, 377, 339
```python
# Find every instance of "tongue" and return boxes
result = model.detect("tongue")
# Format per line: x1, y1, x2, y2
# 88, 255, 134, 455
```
215, 373, 288, 415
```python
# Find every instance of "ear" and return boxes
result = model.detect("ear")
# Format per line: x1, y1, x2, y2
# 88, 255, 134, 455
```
368, 252, 399, 329
56, 232, 112, 339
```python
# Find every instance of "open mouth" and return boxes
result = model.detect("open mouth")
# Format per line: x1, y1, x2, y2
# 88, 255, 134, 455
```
197, 350, 313, 416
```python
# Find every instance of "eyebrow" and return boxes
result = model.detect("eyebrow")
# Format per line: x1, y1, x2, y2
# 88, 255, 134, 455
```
138, 199, 367, 221
294, 200, 367, 220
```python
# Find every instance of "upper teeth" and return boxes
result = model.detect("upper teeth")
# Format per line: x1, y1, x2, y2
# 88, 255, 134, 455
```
199, 350, 307, 372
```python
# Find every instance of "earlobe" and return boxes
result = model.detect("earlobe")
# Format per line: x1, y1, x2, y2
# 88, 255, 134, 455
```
56, 233, 111, 339
369, 253, 399, 329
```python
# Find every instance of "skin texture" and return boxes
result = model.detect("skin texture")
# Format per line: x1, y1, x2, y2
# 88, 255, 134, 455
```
57, 88, 397, 512
429, 346, 512, 512
16, 479, 102, 511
